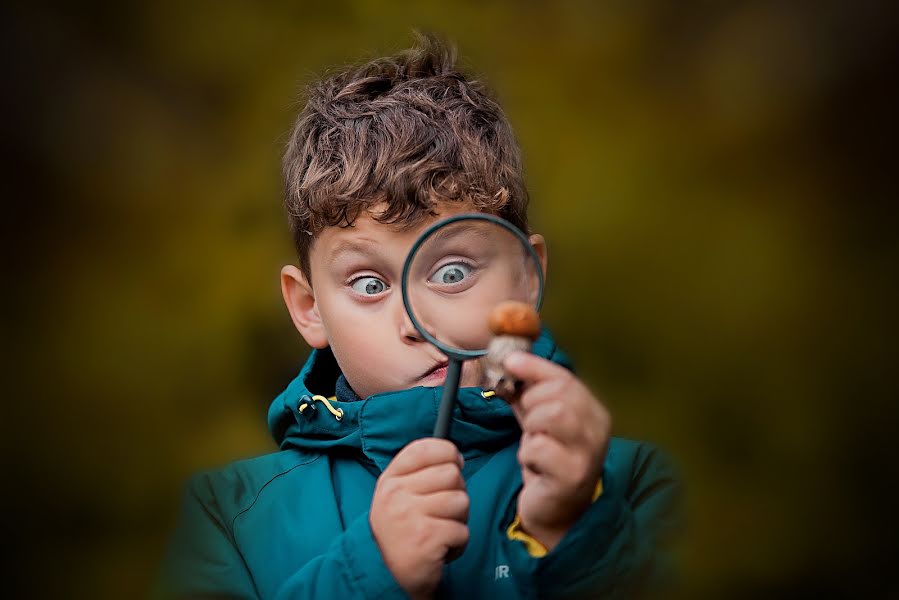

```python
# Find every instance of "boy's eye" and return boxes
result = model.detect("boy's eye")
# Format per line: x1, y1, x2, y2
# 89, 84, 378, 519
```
429, 262, 472, 285
350, 276, 388, 296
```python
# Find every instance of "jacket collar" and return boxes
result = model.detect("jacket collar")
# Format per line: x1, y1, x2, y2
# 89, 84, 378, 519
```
267, 329, 572, 472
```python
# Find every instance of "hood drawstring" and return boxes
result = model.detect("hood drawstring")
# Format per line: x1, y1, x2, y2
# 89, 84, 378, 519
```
298, 394, 344, 422
299, 390, 493, 423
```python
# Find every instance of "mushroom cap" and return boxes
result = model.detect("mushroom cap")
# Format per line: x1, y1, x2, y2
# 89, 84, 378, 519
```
488, 301, 541, 340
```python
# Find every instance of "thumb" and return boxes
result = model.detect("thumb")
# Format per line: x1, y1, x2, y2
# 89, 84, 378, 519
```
503, 351, 569, 384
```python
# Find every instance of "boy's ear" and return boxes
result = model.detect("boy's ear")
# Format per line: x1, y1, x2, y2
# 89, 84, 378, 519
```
528, 233, 548, 282
280, 265, 329, 349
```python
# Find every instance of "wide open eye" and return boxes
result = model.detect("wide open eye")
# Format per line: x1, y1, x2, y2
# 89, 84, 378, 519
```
428, 262, 473, 286
350, 276, 388, 296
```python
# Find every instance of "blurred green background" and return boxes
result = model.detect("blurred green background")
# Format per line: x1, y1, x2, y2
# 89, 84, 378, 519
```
5, 1, 897, 598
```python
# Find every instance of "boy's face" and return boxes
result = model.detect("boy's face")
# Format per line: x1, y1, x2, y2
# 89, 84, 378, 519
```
281, 203, 547, 400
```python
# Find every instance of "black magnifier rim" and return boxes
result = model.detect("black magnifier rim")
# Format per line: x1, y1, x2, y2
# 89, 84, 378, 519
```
400, 213, 545, 361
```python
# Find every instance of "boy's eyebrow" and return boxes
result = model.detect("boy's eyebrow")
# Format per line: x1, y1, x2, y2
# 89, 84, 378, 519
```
327, 238, 381, 263
426, 222, 493, 246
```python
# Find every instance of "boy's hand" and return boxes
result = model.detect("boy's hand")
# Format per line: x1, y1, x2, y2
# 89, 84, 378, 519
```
503, 351, 612, 552
370, 438, 469, 600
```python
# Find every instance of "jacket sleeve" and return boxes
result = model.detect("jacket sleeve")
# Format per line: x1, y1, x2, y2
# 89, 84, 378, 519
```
503, 442, 682, 599
272, 511, 405, 600
155, 474, 406, 600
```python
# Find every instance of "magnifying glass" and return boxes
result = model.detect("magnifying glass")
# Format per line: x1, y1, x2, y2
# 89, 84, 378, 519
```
401, 213, 545, 440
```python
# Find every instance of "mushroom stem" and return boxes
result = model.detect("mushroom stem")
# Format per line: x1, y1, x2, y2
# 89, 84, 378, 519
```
481, 334, 531, 399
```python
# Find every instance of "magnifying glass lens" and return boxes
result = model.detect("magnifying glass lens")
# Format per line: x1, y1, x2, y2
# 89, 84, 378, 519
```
406, 220, 541, 354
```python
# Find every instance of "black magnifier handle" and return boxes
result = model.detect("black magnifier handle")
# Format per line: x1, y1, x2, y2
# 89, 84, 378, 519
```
433, 358, 463, 439
434, 357, 465, 564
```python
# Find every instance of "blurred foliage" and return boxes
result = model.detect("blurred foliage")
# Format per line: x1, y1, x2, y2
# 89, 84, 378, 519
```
4, 0, 897, 598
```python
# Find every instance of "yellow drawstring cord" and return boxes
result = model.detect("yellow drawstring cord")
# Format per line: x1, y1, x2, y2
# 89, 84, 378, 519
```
301, 390, 492, 421
298, 394, 344, 421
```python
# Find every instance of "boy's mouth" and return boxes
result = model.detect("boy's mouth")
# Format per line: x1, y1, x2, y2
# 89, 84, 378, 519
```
418, 361, 449, 382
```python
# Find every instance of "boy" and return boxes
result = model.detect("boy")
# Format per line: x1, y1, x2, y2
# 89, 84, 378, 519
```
158, 33, 680, 599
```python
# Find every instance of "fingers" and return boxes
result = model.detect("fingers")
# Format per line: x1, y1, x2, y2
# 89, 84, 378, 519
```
518, 431, 602, 490
422, 490, 469, 522
516, 377, 570, 413
520, 398, 582, 446
441, 519, 468, 548
500, 354, 611, 489
501, 352, 575, 415
387, 438, 463, 477
435, 518, 469, 551
517, 431, 569, 478
502, 356, 606, 446
400, 462, 466, 495
414, 518, 470, 563
372, 439, 472, 594
503, 351, 571, 385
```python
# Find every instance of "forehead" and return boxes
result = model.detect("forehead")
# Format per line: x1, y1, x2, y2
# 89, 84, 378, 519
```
311, 212, 424, 264
310, 202, 481, 262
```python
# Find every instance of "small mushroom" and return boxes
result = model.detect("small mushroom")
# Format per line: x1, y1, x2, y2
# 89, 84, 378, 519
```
480, 301, 540, 399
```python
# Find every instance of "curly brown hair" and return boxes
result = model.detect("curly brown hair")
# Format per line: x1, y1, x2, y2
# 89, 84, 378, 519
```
282, 31, 530, 281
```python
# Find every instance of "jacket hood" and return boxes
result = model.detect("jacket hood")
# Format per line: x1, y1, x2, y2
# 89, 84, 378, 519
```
267, 329, 573, 472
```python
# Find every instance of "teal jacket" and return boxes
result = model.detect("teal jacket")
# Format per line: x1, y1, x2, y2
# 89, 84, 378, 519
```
157, 331, 680, 599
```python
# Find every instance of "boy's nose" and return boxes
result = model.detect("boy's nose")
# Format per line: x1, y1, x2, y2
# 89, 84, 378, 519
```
399, 310, 425, 344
